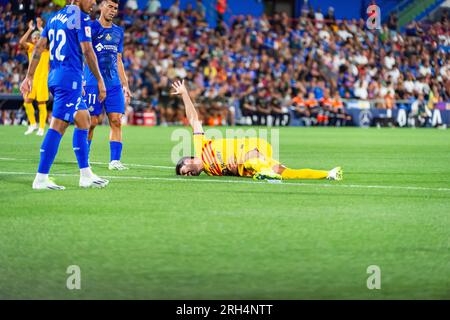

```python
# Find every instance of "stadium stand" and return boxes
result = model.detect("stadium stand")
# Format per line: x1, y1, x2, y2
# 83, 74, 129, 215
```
0, 0, 449, 127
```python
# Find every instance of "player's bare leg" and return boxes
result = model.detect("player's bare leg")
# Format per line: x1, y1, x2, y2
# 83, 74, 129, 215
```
74, 110, 109, 188
32, 117, 69, 190
108, 112, 128, 170
48, 117, 69, 135
87, 114, 99, 155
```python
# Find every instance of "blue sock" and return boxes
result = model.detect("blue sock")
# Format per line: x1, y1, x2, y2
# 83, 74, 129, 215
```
73, 128, 89, 169
87, 139, 92, 155
38, 128, 62, 174
110, 141, 122, 162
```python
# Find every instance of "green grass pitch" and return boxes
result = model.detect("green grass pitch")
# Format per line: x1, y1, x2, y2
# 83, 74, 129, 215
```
0, 126, 449, 299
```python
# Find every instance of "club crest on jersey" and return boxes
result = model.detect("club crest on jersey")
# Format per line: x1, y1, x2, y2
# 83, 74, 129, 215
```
106, 33, 112, 41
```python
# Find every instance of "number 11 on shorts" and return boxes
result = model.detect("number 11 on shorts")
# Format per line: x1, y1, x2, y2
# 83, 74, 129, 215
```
88, 93, 96, 105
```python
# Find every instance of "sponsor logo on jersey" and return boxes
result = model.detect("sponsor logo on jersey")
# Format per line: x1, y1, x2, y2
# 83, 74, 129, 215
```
95, 43, 104, 52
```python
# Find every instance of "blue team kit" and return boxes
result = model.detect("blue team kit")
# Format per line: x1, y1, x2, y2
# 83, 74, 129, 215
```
84, 20, 125, 116
42, 5, 92, 123
37, 5, 95, 176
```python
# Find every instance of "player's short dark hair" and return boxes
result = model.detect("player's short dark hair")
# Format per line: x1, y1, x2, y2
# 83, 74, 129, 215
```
102, 0, 119, 4
176, 156, 194, 175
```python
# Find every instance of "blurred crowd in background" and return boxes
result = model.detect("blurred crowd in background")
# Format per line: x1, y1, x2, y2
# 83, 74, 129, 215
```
0, 0, 449, 127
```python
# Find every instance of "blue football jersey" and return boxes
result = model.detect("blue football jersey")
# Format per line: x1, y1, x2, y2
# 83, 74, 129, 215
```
84, 20, 123, 89
41, 5, 92, 90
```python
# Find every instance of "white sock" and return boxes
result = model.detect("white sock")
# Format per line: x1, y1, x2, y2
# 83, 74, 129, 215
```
80, 167, 93, 178
35, 173, 48, 183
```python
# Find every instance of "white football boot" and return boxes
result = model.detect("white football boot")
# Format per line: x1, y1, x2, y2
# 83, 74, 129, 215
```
36, 128, 45, 136
108, 160, 128, 170
327, 167, 343, 181
24, 124, 37, 135
79, 168, 109, 188
32, 174, 65, 190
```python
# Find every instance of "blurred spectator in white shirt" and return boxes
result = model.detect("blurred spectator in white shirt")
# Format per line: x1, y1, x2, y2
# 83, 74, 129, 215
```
126, 0, 138, 10
147, 0, 161, 15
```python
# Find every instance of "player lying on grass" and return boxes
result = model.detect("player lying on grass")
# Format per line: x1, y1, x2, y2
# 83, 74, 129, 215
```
171, 80, 343, 181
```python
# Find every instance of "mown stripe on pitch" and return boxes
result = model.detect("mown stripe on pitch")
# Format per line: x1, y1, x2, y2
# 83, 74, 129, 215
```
1, 171, 450, 193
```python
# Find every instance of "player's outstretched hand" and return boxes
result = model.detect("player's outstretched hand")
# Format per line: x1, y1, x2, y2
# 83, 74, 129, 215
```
171, 80, 187, 96
20, 76, 32, 97
97, 80, 107, 103
28, 20, 34, 30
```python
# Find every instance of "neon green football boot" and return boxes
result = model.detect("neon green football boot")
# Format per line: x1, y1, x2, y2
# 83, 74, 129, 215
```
253, 170, 283, 182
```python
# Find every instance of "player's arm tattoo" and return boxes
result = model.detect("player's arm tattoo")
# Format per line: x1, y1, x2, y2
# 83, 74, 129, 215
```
32, 51, 42, 61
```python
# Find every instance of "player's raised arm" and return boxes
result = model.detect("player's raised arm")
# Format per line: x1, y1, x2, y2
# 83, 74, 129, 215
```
19, 20, 35, 50
20, 36, 47, 97
81, 42, 106, 103
171, 80, 203, 133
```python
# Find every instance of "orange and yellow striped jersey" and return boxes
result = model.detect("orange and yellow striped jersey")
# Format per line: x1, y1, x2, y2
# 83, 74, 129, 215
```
193, 134, 276, 177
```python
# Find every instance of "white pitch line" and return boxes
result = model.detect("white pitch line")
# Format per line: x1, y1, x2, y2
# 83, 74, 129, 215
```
0, 170, 450, 193
0, 157, 173, 170
89, 161, 173, 169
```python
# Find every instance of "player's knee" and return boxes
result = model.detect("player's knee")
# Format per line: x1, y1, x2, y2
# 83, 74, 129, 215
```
109, 115, 122, 128
272, 164, 286, 174
90, 117, 98, 130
